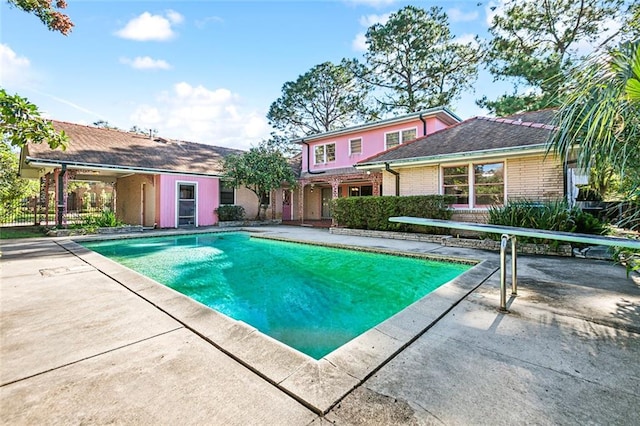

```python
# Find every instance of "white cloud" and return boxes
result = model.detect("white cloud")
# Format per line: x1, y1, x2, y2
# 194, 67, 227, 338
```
352, 33, 368, 52
0, 44, 33, 87
115, 11, 183, 41
485, 0, 507, 27
195, 16, 224, 29
120, 56, 172, 70
454, 33, 480, 46
448, 7, 479, 23
130, 82, 272, 150
165, 9, 184, 24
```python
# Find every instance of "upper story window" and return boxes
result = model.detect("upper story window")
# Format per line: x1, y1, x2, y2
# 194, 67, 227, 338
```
442, 162, 504, 208
349, 138, 362, 155
385, 127, 417, 150
314, 143, 336, 164
220, 181, 235, 205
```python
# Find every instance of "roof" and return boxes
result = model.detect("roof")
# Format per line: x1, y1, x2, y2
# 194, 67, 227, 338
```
24, 121, 244, 176
357, 112, 557, 167
291, 107, 461, 143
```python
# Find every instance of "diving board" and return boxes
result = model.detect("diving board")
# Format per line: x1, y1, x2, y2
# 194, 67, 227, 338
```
389, 216, 640, 312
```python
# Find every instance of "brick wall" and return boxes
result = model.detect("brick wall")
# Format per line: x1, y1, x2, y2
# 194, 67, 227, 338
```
507, 155, 563, 201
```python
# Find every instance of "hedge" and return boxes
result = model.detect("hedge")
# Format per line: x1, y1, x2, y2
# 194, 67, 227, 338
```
331, 195, 454, 233
215, 205, 245, 221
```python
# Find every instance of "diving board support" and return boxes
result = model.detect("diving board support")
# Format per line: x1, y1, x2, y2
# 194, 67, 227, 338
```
388, 216, 640, 313
499, 234, 517, 312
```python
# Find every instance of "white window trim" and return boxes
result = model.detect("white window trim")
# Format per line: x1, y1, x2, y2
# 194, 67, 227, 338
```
384, 126, 418, 150
314, 142, 336, 164
175, 180, 198, 228
349, 137, 363, 156
440, 161, 506, 209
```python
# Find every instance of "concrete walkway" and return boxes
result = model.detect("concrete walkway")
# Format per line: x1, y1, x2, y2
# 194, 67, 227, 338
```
1, 226, 639, 424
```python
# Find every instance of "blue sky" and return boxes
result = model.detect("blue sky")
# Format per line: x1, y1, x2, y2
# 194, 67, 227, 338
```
0, 0, 620, 149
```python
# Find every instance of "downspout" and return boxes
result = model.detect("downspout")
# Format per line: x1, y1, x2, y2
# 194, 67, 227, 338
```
300, 140, 325, 175
385, 162, 400, 196
419, 113, 427, 136
57, 164, 66, 226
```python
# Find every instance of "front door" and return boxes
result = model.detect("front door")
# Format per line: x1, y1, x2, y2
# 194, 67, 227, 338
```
321, 187, 332, 219
282, 189, 292, 221
177, 183, 196, 227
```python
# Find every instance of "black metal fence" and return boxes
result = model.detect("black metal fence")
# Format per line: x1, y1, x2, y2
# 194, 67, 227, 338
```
1, 196, 112, 227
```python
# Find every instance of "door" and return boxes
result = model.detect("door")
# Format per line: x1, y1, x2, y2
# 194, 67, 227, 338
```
282, 189, 292, 221
321, 187, 332, 219
177, 183, 196, 227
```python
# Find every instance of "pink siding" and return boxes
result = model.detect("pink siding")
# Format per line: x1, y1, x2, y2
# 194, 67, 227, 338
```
302, 116, 448, 172
156, 174, 219, 228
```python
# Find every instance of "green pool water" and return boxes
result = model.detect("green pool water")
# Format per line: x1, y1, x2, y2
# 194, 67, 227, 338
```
82, 233, 470, 359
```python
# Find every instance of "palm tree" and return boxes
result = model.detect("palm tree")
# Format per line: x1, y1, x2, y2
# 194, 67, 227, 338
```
548, 39, 640, 229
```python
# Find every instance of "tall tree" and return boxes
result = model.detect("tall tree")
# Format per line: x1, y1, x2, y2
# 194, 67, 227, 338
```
6, 0, 73, 35
0, 89, 67, 149
1, 0, 73, 150
358, 5, 481, 114
223, 142, 297, 220
480, 0, 624, 116
267, 60, 375, 138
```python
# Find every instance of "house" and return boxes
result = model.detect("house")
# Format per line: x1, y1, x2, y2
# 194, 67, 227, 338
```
19, 121, 268, 228
355, 109, 572, 223
288, 107, 461, 223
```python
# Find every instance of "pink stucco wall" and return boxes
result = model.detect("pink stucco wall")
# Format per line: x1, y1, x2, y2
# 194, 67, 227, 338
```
301, 116, 449, 172
156, 174, 219, 228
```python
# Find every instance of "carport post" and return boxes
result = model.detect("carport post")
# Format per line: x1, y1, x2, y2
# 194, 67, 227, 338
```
56, 164, 67, 227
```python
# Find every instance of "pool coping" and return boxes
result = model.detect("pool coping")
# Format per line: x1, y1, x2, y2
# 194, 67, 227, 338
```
59, 230, 499, 414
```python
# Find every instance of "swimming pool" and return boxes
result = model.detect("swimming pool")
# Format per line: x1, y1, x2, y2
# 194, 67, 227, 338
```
82, 232, 471, 359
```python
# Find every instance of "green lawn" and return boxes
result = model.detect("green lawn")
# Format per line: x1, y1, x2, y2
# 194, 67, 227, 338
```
0, 226, 47, 239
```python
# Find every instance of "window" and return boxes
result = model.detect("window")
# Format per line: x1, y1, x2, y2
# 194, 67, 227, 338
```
474, 163, 504, 206
401, 128, 417, 142
443, 166, 469, 205
349, 138, 362, 155
220, 181, 235, 205
349, 185, 373, 197
385, 132, 400, 149
442, 162, 504, 208
385, 127, 417, 149
314, 143, 336, 164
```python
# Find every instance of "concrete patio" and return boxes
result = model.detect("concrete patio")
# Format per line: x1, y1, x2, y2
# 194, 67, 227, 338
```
1, 226, 639, 425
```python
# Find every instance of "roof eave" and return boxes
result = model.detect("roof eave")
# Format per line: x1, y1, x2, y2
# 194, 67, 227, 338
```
292, 107, 461, 144
355, 144, 550, 170
25, 157, 223, 178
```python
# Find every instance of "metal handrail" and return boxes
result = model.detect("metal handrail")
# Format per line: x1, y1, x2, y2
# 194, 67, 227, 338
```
389, 216, 640, 312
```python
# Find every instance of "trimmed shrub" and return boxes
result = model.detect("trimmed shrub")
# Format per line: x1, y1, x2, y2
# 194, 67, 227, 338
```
215, 205, 245, 221
487, 199, 608, 244
331, 195, 454, 233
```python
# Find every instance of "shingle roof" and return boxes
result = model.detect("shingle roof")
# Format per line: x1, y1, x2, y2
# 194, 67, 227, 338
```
358, 112, 557, 166
25, 121, 244, 175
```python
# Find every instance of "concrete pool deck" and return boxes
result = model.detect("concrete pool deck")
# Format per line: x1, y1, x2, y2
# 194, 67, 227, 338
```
1, 225, 639, 424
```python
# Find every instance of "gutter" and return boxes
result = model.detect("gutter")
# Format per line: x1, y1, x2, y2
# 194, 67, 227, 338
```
300, 140, 325, 175
385, 162, 400, 196
25, 157, 224, 178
